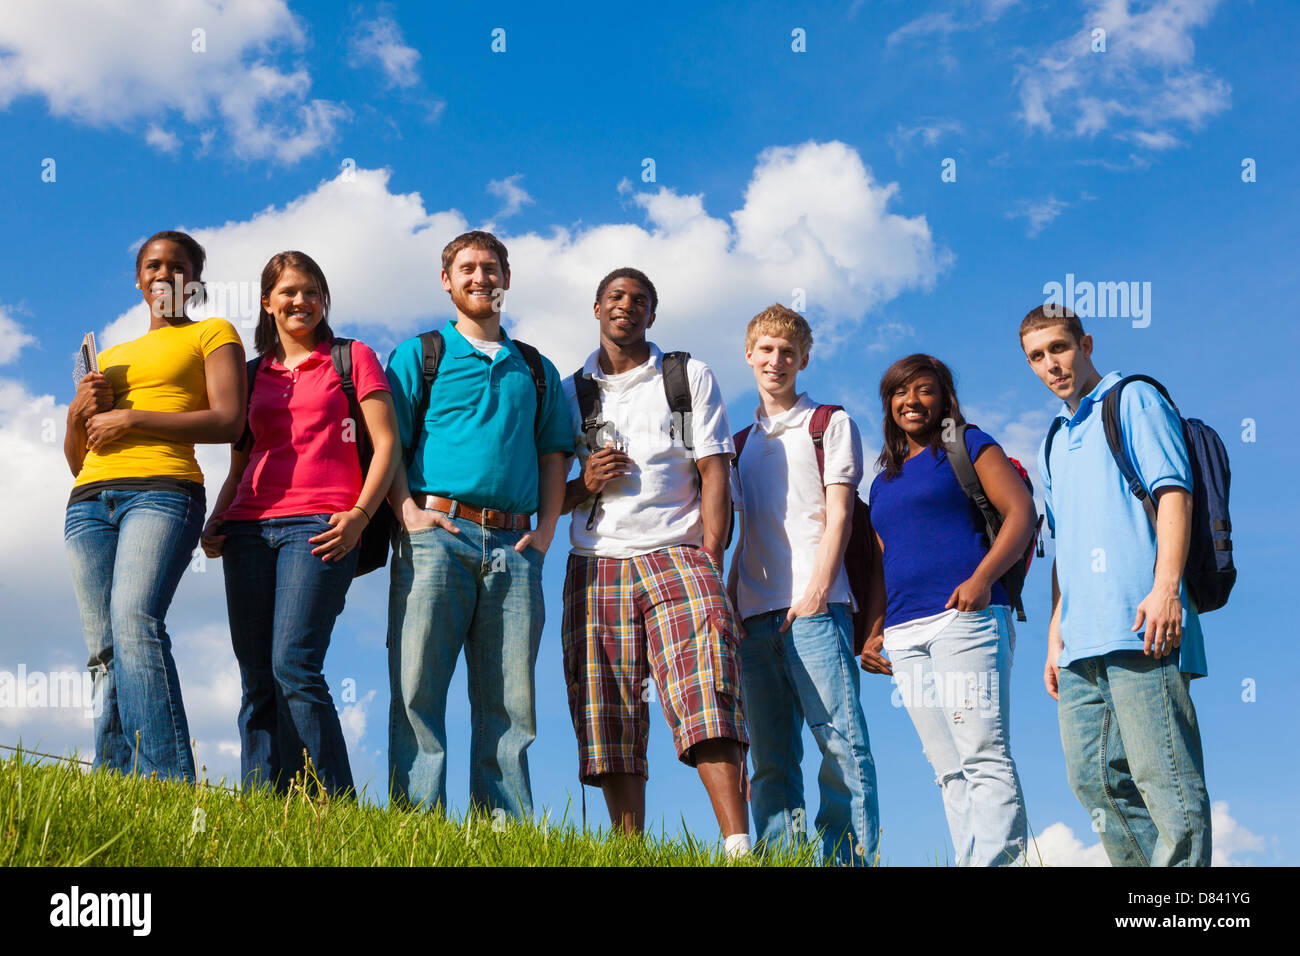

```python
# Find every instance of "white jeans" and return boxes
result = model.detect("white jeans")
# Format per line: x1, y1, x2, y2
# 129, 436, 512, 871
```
888, 606, 1028, 866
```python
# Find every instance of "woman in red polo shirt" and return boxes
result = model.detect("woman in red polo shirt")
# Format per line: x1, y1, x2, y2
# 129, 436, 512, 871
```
201, 250, 398, 797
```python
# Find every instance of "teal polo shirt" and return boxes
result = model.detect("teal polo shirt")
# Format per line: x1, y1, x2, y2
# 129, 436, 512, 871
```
1039, 370, 1207, 677
385, 320, 573, 514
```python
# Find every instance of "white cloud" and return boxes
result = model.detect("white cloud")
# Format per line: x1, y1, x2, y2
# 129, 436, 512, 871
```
1211, 800, 1266, 866
486, 173, 535, 222
1031, 821, 1112, 865
1014, 0, 1229, 148
890, 118, 965, 158
1006, 196, 1069, 237
0, 307, 36, 365
887, 1, 1019, 49
349, 14, 421, 88
1031, 802, 1264, 866
145, 124, 181, 155
97, 141, 948, 393
340, 689, 378, 752
0, 0, 346, 164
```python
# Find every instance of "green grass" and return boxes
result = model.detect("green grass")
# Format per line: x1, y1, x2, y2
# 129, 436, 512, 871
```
0, 750, 838, 867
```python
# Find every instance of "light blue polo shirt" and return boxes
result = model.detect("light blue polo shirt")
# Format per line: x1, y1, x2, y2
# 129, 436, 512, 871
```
386, 320, 573, 514
1040, 370, 1207, 676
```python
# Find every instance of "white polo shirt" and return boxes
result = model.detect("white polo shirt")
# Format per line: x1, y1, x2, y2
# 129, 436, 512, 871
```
731, 393, 863, 620
564, 343, 734, 559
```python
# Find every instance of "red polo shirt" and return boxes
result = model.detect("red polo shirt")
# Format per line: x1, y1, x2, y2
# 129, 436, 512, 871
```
223, 339, 391, 521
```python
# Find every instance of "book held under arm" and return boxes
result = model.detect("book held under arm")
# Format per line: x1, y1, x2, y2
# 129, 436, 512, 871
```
73, 332, 98, 385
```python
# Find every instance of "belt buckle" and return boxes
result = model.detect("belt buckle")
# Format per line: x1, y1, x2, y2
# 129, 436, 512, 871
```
482, 508, 498, 527
447, 500, 460, 520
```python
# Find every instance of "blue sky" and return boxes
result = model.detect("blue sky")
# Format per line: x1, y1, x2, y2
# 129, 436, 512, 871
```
1, 0, 1295, 864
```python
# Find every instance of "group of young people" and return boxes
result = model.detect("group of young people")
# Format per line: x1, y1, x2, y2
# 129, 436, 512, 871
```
62, 227, 1213, 866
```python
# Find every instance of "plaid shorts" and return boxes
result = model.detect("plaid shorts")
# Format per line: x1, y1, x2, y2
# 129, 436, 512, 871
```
561, 546, 748, 785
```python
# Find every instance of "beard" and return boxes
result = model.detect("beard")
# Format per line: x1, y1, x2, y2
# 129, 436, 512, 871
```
451, 284, 501, 321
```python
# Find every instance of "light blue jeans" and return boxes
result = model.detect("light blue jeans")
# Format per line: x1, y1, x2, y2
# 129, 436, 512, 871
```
1058, 651, 1211, 866
741, 603, 880, 865
64, 488, 203, 781
888, 606, 1028, 866
387, 516, 544, 817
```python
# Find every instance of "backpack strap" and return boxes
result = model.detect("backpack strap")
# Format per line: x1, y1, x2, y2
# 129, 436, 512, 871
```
1101, 375, 1173, 529
1042, 416, 1065, 486
233, 355, 262, 453
808, 404, 842, 483
512, 339, 548, 436
942, 421, 995, 519
572, 368, 605, 531
734, 424, 754, 460
661, 351, 693, 450
573, 369, 603, 451
405, 330, 445, 466
330, 337, 366, 464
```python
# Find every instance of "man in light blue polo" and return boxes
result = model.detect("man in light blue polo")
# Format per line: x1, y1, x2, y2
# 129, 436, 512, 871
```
1020, 304, 1211, 866
384, 231, 571, 817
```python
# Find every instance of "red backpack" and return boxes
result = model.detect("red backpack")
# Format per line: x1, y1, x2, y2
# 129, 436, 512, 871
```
735, 405, 874, 654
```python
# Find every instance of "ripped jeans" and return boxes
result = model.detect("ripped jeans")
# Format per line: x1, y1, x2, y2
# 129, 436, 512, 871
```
889, 606, 1028, 866
740, 603, 880, 865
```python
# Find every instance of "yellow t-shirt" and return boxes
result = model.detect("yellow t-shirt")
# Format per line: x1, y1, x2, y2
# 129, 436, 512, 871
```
73, 318, 244, 487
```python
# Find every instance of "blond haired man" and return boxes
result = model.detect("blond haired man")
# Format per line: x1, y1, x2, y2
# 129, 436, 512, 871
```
728, 304, 880, 865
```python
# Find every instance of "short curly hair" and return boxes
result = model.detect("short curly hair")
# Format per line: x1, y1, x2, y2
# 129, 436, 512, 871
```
745, 303, 813, 355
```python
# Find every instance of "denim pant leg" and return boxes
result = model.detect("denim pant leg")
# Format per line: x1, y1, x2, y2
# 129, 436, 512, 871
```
464, 525, 544, 819
928, 607, 1027, 866
69, 490, 201, 781
268, 516, 358, 797
222, 521, 282, 791
1104, 652, 1212, 866
387, 524, 476, 810
1058, 658, 1159, 865
787, 605, 880, 866
739, 611, 807, 855
890, 643, 975, 865
65, 497, 133, 773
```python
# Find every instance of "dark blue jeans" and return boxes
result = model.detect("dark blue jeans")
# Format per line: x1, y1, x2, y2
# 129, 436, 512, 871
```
65, 489, 204, 781
221, 515, 358, 797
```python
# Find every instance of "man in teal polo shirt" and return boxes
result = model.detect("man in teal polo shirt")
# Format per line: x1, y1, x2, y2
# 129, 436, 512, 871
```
385, 231, 571, 817
1020, 304, 1211, 866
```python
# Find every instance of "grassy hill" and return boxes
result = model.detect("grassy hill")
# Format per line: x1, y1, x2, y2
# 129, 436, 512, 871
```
0, 750, 835, 867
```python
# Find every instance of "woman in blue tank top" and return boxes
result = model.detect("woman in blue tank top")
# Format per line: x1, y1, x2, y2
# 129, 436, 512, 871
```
862, 354, 1036, 866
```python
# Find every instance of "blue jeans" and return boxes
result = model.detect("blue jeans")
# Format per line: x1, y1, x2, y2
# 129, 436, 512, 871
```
888, 606, 1028, 866
1058, 651, 1211, 866
387, 516, 545, 817
64, 488, 204, 781
221, 515, 358, 797
741, 603, 880, 865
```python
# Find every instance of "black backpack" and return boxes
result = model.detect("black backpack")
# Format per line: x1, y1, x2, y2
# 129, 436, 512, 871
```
572, 351, 692, 531
942, 423, 1044, 622
734, 404, 875, 655
1044, 374, 1236, 613
234, 338, 394, 576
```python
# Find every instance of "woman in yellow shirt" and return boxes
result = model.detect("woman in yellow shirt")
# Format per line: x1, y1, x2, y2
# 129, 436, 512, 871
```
64, 230, 245, 782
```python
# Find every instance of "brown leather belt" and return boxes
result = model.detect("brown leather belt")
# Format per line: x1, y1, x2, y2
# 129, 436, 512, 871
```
417, 494, 531, 531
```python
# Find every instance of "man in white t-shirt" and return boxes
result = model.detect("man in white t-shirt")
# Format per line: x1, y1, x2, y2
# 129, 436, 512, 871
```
561, 267, 750, 857
727, 304, 880, 865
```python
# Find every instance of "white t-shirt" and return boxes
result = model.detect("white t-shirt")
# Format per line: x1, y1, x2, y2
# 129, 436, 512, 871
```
462, 333, 505, 361
731, 394, 863, 620
565, 343, 734, 558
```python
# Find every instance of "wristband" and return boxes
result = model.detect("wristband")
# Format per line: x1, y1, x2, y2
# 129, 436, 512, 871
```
352, 504, 371, 523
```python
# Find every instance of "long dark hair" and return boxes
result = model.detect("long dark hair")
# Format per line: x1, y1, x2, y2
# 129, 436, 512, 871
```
876, 353, 965, 479
255, 251, 333, 356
